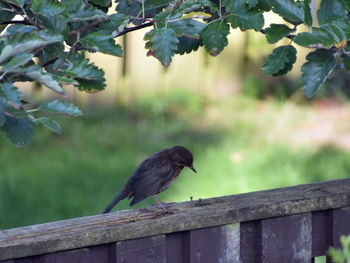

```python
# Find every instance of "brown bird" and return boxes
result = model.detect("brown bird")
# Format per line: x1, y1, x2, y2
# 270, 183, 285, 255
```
103, 145, 196, 213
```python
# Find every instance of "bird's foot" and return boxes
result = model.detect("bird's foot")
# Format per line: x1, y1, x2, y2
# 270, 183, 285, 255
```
152, 196, 174, 213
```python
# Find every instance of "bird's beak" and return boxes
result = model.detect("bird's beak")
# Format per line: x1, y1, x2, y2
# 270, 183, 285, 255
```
189, 164, 196, 173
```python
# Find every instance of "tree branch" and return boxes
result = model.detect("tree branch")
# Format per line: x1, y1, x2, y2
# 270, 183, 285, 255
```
116, 22, 154, 37
68, 18, 107, 35
0, 20, 31, 25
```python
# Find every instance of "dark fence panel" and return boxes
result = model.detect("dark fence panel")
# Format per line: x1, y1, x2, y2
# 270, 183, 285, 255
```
116, 235, 166, 263
331, 207, 350, 248
184, 224, 239, 263
240, 220, 261, 263
1, 179, 350, 263
261, 213, 312, 263
5, 208, 350, 263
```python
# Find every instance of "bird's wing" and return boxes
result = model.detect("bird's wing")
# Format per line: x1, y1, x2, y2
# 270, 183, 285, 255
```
128, 151, 175, 196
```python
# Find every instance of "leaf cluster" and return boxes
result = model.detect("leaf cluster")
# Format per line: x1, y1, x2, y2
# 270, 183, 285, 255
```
0, 0, 350, 145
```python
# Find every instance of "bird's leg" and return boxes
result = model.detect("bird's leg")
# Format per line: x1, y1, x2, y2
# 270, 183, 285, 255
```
152, 196, 169, 212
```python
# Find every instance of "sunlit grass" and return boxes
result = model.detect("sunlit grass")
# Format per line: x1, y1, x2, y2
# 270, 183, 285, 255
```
1, 92, 349, 229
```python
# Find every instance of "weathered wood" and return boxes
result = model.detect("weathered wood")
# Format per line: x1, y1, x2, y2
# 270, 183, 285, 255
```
165, 232, 185, 263
35, 244, 111, 263
261, 213, 312, 263
185, 224, 239, 263
312, 210, 332, 257
116, 235, 165, 263
1, 259, 33, 263
0, 178, 349, 261
331, 207, 350, 247
240, 220, 261, 263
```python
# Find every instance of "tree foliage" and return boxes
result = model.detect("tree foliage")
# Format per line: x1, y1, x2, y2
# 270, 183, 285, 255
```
0, 0, 350, 145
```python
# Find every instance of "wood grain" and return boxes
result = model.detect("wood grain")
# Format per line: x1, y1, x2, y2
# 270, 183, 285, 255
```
0, 178, 349, 261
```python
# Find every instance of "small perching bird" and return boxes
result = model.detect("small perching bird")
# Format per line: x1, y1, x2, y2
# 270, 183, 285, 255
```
103, 146, 196, 213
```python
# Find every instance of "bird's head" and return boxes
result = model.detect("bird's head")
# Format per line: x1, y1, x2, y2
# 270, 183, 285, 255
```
169, 145, 196, 173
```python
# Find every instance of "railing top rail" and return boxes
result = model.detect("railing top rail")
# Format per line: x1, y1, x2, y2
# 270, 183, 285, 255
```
1, 178, 350, 261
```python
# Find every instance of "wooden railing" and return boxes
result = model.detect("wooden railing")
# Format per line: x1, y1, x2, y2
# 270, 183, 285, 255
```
1, 178, 350, 263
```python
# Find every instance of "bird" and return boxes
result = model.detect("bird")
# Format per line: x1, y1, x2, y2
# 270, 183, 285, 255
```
103, 145, 196, 213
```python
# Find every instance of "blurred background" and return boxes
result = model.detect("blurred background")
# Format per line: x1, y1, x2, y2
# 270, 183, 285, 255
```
1, 12, 350, 230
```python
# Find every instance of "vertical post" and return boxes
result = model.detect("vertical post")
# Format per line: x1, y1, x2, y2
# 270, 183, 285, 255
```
184, 224, 240, 263
261, 213, 312, 263
240, 220, 261, 263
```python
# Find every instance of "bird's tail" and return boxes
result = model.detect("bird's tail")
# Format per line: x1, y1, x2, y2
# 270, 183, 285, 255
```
103, 190, 126, 214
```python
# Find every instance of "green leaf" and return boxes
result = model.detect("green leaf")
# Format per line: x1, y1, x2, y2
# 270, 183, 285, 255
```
0, 83, 21, 104
39, 43, 65, 71
317, 0, 347, 25
168, 19, 206, 38
38, 14, 69, 36
258, 0, 273, 11
3, 106, 28, 117
59, 0, 81, 12
301, 49, 336, 98
294, 20, 350, 47
81, 32, 123, 56
0, 2, 15, 24
0, 103, 5, 127
201, 21, 230, 56
1, 115, 34, 146
303, 0, 312, 27
3, 0, 26, 7
345, 0, 350, 8
64, 53, 106, 92
144, 0, 172, 10
1, 53, 33, 70
115, 0, 142, 17
246, 0, 258, 8
224, 0, 264, 31
98, 14, 129, 37
5, 24, 36, 34
0, 31, 63, 64
90, 0, 111, 7
38, 100, 83, 116
67, 5, 107, 22
31, 0, 65, 17
145, 28, 179, 67
262, 45, 297, 76
272, 0, 306, 25
175, 36, 201, 55
264, 24, 293, 43
174, 0, 216, 15
36, 117, 62, 134
25, 67, 65, 94
342, 54, 350, 71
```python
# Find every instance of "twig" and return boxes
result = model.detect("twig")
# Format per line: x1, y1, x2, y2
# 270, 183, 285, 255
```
0, 20, 31, 25
41, 58, 59, 68
68, 18, 107, 35
116, 22, 154, 37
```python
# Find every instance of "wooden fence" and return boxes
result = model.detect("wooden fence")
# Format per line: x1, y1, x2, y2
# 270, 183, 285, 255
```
1, 178, 350, 262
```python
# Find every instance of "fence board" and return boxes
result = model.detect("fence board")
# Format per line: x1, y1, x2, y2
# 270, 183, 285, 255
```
1, 179, 350, 261
261, 213, 312, 263
332, 207, 350, 248
185, 224, 239, 263
312, 210, 332, 257
240, 220, 261, 263
38, 244, 111, 263
116, 235, 165, 263
1, 259, 33, 263
165, 232, 185, 263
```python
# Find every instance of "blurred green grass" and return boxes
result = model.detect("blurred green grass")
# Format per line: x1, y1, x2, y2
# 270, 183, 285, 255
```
0, 90, 349, 229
